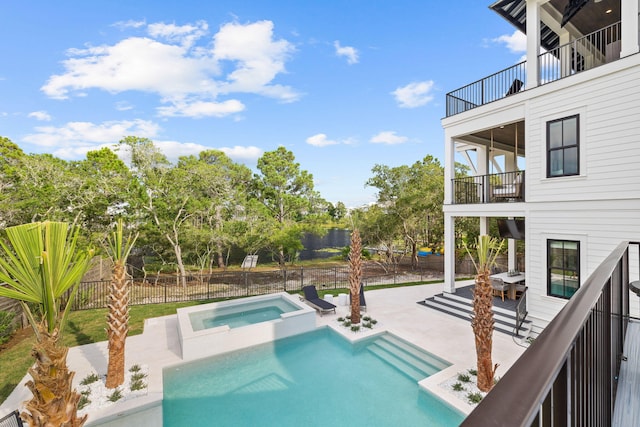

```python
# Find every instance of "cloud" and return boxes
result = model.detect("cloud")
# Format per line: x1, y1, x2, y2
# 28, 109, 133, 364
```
392, 81, 435, 108
41, 19, 299, 117
22, 119, 160, 152
112, 19, 146, 30
28, 111, 52, 121
306, 133, 338, 147
493, 30, 526, 54
334, 41, 359, 64
370, 131, 408, 145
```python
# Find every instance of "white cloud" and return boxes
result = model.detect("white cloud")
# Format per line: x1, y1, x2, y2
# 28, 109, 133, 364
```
115, 101, 134, 111
493, 30, 527, 54
112, 19, 146, 30
22, 119, 160, 151
370, 131, 408, 145
334, 41, 359, 64
306, 133, 338, 147
219, 145, 263, 161
28, 111, 52, 121
392, 81, 435, 108
41, 19, 299, 117
157, 99, 245, 118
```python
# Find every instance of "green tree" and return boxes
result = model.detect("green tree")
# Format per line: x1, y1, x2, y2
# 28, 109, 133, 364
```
0, 222, 93, 426
252, 147, 324, 265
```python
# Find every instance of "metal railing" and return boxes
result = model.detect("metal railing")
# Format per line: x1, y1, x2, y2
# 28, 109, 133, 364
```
68, 264, 437, 311
452, 171, 525, 204
445, 21, 622, 117
515, 287, 528, 336
539, 21, 621, 85
462, 241, 636, 426
446, 61, 526, 116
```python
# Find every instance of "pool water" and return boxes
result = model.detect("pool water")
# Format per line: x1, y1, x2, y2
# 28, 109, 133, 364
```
189, 298, 300, 331
163, 328, 464, 426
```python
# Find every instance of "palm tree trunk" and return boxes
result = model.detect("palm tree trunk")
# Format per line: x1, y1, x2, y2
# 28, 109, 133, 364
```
106, 262, 129, 388
471, 268, 497, 392
22, 324, 87, 427
349, 229, 362, 324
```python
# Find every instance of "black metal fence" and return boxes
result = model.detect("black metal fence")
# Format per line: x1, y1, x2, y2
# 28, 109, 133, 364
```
462, 241, 636, 426
453, 171, 525, 204
70, 264, 439, 311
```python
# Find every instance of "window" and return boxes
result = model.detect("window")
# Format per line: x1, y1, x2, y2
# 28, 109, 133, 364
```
547, 115, 579, 177
547, 239, 580, 299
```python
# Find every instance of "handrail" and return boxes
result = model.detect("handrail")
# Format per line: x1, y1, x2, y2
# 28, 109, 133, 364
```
514, 287, 528, 336
462, 241, 635, 426
452, 171, 525, 204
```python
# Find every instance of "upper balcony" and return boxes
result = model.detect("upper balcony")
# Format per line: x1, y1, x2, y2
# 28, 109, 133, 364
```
446, 0, 629, 118
446, 20, 621, 117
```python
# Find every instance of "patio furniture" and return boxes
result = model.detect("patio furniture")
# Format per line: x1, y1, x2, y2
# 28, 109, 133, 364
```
490, 272, 526, 300
349, 283, 367, 312
491, 277, 509, 301
302, 285, 336, 315
0, 410, 23, 427
492, 174, 523, 201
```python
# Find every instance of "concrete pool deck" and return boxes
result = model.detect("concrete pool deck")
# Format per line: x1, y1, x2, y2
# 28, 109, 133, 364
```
0, 280, 527, 425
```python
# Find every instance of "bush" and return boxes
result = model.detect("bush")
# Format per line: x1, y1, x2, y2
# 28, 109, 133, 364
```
452, 382, 464, 392
0, 311, 16, 345
80, 373, 100, 385
467, 392, 483, 404
457, 373, 471, 383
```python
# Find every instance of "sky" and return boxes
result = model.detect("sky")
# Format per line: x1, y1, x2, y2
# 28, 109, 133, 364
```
0, 1, 526, 207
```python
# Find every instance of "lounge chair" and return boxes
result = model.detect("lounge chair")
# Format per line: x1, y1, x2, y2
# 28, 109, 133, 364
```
0, 410, 23, 427
302, 285, 336, 315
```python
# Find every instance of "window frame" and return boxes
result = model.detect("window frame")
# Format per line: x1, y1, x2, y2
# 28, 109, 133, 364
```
546, 114, 580, 178
547, 239, 580, 299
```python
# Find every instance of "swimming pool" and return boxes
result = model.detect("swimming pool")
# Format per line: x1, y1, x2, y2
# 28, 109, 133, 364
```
176, 293, 316, 360
163, 328, 464, 426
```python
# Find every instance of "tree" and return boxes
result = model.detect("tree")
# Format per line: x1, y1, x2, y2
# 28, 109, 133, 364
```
348, 228, 363, 324
0, 222, 93, 426
105, 219, 138, 388
252, 147, 323, 265
464, 234, 504, 392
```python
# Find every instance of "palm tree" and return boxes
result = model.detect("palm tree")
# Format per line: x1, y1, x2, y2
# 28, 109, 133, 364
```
105, 219, 138, 389
464, 234, 503, 392
0, 222, 93, 426
349, 228, 362, 324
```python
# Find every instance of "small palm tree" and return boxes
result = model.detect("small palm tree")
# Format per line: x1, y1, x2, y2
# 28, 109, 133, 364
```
105, 219, 138, 389
0, 222, 93, 426
349, 228, 362, 324
464, 234, 503, 392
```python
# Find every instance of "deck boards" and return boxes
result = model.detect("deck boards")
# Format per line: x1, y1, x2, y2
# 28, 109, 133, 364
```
612, 320, 640, 427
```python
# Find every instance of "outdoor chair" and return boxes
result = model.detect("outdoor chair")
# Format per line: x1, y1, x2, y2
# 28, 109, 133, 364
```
349, 283, 367, 312
491, 277, 509, 301
0, 410, 23, 427
302, 285, 336, 316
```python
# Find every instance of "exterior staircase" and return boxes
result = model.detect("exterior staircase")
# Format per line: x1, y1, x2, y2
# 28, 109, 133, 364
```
421, 291, 533, 339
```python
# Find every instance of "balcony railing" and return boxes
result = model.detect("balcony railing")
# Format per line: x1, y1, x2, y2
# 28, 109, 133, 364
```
462, 241, 636, 426
539, 21, 621, 85
446, 61, 526, 116
446, 21, 621, 117
453, 171, 525, 204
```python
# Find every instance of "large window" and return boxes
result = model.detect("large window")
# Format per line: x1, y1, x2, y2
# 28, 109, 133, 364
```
547, 239, 580, 299
547, 115, 579, 177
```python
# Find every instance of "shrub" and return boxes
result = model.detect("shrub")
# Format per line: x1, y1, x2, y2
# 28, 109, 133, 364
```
0, 311, 16, 345
130, 379, 147, 391
452, 382, 464, 392
80, 373, 100, 385
467, 392, 483, 404
108, 388, 123, 402
129, 364, 142, 373
350, 325, 360, 332
467, 368, 478, 376
457, 373, 471, 383
131, 372, 147, 382
78, 394, 91, 410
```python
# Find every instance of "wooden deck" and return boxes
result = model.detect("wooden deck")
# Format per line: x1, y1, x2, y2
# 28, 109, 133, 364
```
612, 320, 640, 426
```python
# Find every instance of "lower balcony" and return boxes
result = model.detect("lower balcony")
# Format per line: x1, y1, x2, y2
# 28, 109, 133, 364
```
453, 171, 524, 204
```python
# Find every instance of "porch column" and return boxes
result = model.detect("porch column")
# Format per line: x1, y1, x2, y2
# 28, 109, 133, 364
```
525, 0, 540, 89
508, 238, 517, 272
443, 130, 455, 205
443, 214, 456, 293
621, 0, 640, 57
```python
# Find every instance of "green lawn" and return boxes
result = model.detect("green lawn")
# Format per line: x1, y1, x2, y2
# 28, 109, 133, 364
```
0, 280, 447, 405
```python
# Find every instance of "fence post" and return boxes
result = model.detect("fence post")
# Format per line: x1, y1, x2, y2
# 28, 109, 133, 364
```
164, 282, 167, 304
300, 267, 304, 289
245, 271, 249, 296
334, 267, 337, 289
283, 269, 288, 292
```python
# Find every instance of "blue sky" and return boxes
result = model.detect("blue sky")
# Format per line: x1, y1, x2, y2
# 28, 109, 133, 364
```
0, 1, 525, 207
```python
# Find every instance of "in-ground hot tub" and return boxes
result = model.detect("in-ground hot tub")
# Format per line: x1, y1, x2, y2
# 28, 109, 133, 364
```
176, 292, 317, 360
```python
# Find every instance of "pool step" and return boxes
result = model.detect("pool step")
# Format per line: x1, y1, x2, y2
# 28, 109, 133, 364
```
366, 334, 449, 381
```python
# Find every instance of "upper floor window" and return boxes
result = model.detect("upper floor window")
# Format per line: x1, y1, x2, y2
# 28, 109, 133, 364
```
547, 115, 579, 177
547, 239, 580, 299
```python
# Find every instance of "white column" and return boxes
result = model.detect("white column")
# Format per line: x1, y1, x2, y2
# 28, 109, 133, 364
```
558, 30, 572, 79
621, 0, 640, 57
443, 130, 455, 205
443, 214, 456, 293
525, 0, 540, 89
480, 217, 490, 236
508, 238, 517, 272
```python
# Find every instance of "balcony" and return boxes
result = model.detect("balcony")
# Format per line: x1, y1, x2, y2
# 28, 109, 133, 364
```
453, 171, 525, 204
446, 21, 622, 117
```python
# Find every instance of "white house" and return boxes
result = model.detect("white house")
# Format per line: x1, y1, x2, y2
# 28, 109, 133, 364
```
441, 0, 640, 331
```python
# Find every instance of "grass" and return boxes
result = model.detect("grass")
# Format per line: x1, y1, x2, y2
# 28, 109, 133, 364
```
0, 279, 450, 405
